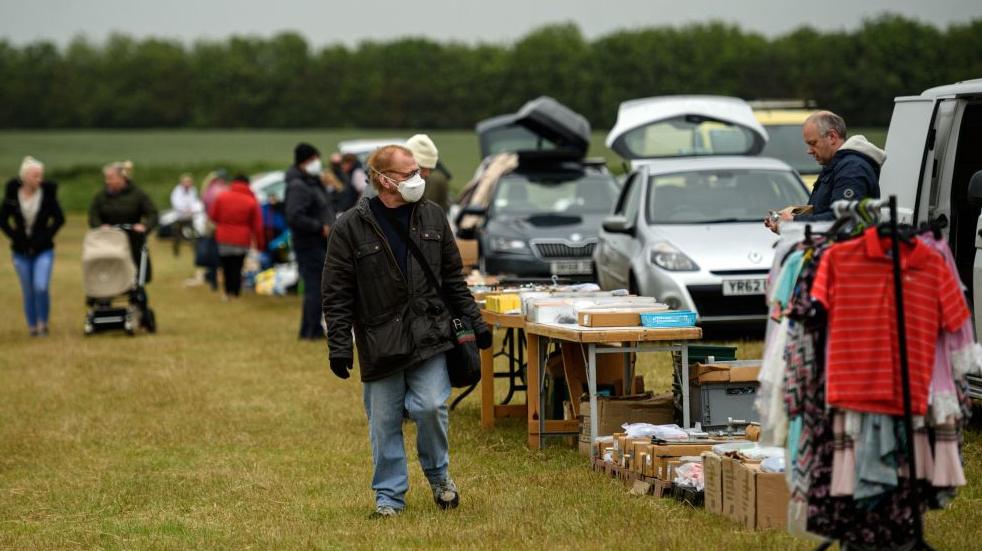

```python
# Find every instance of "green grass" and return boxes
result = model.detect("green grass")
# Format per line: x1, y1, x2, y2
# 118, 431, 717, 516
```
0, 216, 979, 549
0, 128, 887, 213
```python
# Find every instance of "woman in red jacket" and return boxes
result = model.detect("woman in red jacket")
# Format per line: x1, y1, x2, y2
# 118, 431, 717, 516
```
208, 175, 265, 298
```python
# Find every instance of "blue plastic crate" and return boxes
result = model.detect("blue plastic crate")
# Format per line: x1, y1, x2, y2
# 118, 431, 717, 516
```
640, 310, 698, 328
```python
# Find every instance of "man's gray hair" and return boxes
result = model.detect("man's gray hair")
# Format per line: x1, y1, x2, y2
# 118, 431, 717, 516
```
806, 111, 848, 140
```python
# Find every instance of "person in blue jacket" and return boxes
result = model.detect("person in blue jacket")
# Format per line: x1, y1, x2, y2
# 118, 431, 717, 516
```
766, 111, 886, 230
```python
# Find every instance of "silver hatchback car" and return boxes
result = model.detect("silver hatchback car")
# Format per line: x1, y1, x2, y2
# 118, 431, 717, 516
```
594, 96, 810, 325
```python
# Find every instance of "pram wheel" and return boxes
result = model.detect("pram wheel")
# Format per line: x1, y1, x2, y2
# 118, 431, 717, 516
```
143, 308, 156, 333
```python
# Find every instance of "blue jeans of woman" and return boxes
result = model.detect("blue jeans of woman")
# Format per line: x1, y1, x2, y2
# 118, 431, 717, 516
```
363, 352, 451, 510
12, 249, 54, 329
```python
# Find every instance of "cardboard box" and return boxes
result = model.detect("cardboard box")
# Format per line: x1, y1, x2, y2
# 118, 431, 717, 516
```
729, 460, 789, 530
691, 360, 761, 384
575, 306, 667, 327
579, 393, 673, 439
754, 470, 790, 530
456, 239, 478, 270
722, 456, 739, 520
734, 461, 759, 529
703, 452, 724, 515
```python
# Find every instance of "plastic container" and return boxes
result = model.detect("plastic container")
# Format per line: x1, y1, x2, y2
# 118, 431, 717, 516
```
640, 310, 698, 328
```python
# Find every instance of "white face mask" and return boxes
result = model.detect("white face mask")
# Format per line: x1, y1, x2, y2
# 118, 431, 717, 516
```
394, 173, 426, 203
304, 158, 323, 176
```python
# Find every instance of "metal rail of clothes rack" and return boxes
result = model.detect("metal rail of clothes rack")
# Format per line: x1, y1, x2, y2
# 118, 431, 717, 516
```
810, 196, 935, 551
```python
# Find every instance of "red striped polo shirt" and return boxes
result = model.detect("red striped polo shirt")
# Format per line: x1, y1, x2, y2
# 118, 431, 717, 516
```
811, 227, 969, 415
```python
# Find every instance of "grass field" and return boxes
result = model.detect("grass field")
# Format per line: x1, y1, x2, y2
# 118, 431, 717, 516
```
0, 128, 887, 213
0, 216, 979, 550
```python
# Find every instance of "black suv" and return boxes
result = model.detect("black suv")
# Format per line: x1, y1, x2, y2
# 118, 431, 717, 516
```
456, 97, 620, 281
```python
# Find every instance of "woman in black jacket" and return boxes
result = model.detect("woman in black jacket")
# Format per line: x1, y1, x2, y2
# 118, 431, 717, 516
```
0, 156, 65, 336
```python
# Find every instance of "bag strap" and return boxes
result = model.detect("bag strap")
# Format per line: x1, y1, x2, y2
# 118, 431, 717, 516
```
375, 202, 456, 316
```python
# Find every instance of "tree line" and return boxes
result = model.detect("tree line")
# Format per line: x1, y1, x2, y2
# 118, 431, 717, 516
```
1, 15, 979, 130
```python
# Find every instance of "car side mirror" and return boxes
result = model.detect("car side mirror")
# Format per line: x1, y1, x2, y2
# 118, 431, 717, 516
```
967, 170, 982, 205
602, 214, 633, 234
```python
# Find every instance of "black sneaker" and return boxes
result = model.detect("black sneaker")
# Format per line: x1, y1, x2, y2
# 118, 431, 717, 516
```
369, 505, 400, 519
432, 478, 459, 510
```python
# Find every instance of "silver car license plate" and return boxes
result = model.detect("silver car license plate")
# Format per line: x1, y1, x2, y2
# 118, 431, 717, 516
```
550, 260, 593, 275
722, 278, 767, 296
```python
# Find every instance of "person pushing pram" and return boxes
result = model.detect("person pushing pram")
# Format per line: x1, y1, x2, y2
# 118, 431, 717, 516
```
85, 161, 158, 334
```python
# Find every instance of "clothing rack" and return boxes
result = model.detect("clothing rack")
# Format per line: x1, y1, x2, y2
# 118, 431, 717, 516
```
813, 195, 934, 551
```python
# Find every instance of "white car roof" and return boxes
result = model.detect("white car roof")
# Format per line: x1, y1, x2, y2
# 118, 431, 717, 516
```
635, 155, 795, 176
919, 78, 982, 98
338, 138, 406, 154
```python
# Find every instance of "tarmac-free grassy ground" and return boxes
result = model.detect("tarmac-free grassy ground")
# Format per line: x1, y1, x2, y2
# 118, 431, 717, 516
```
1, 216, 979, 550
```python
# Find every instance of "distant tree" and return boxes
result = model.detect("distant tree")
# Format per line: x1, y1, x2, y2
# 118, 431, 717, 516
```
0, 16, 978, 129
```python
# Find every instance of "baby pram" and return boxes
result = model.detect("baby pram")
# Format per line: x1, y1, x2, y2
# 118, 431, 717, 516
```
82, 226, 156, 335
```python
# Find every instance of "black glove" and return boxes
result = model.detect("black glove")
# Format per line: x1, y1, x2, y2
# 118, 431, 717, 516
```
330, 357, 353, 379
475, 328, 492, 350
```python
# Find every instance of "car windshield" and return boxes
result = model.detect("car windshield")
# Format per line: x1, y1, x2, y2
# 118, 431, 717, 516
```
760, 124, 821, 174
646, 169, 809, 224
618, 115, 758, 158
493, 173, 617, 216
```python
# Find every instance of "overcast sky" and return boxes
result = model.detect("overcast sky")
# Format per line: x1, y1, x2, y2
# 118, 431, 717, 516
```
2, 0, 980, 48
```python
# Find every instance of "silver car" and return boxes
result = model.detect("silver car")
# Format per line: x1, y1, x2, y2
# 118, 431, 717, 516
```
594, 96, 810, 325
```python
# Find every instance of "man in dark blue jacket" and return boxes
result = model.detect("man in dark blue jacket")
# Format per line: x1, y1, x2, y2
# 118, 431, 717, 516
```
766, 111, 886, 230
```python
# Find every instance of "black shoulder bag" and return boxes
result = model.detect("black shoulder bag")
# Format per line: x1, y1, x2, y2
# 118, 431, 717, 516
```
377, 206, 481, 388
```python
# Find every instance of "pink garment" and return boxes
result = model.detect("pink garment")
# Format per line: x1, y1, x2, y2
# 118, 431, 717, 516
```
202, 181, 229, 213
932, 421, 966, 487
912, 428, 934, 480
922, 235, 977, 424
829, 412, 856, 496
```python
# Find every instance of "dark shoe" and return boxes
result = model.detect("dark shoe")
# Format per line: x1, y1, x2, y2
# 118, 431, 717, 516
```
369, 505, 400, 519
432, 478, 459, 510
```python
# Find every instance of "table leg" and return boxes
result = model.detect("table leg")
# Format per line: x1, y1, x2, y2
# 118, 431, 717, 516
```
480, 324, 495, 429
622, 342, 632, 395
538, 338, 547, 448
588, 343, 598, 458
526, 332, 541, 449
681, 342, 690, 429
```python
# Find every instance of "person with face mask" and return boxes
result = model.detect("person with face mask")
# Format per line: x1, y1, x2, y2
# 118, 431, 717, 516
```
321, 145, 491, 519
285, 142, 335, 340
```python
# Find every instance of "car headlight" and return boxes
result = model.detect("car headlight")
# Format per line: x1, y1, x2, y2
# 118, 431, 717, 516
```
489, 236, 529, 253
649, 242, 699, 271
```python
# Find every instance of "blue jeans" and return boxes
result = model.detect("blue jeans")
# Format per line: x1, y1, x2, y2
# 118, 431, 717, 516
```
12, 249, 54, 329
363, 352, 451, 510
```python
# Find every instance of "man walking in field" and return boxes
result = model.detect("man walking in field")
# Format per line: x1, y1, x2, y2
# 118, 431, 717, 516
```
321, 145, 491, 518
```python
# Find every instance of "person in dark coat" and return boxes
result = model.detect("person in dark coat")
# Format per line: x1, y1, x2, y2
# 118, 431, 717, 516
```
322, 145, 491, 518
766, 111, 886, 230
0, 156, 65, 336
88, 161, 158, 281
285, 142, 335, 340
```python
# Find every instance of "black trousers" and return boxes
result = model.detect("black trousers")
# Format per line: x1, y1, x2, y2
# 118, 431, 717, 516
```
295, 244, 326, 339
220, 254, 245, 296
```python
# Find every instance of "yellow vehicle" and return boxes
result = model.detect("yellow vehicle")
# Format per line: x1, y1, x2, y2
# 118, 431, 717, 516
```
751, 101, 821, 189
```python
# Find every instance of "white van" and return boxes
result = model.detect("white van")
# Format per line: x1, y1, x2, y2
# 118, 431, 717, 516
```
879, 78, 982, 396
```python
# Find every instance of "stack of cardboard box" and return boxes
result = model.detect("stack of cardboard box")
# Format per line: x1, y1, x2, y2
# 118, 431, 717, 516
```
702, 451, 789, 531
